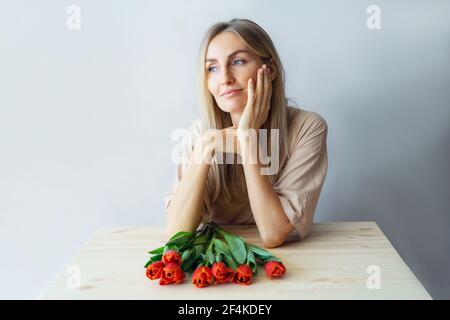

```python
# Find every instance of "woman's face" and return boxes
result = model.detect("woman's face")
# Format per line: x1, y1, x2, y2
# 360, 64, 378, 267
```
205, 32, 265, 115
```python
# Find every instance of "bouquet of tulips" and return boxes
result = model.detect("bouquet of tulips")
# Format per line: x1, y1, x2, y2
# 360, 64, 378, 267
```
144, 221, 286, 288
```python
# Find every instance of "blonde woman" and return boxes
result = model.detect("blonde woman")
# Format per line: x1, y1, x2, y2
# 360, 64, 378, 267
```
164, 18, 328, 248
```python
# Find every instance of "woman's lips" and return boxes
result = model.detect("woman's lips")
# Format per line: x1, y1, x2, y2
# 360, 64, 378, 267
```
221, 89, 243, 98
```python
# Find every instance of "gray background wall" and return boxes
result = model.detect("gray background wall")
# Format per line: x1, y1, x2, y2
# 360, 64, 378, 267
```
0, 0, 449, 299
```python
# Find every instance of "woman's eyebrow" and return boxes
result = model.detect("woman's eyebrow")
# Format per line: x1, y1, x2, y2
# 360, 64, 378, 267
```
205, 49, 250, 63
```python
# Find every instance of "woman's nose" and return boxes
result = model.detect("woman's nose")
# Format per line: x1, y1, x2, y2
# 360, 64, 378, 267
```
220, 68, 234, 85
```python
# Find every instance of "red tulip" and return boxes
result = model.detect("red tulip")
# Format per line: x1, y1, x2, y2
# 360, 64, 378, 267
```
232, 264, 253, 285
162, 250, 182, 265
264, 261, 286, 278
192, 265, 214, 288
146, 261, 164, 280
159, 262, 185, 285
211, 262, 234, 284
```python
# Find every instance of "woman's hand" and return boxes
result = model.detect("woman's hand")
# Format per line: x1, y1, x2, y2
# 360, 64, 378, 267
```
192, 127, 241, 164
213, 126, 241, 156
193, 61, 274, 165
238, 64, 272, 131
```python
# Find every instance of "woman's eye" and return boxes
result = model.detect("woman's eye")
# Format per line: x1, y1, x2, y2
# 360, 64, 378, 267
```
207, 59, 246, 72
232, 59, 246, 66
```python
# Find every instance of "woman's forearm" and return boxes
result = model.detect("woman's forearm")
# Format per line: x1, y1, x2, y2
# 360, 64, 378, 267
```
239, 136, 293, 247
241, 161, 293, 247
165, 137, 214, 237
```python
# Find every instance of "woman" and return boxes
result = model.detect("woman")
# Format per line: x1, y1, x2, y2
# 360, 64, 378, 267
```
164, 18, 328, 248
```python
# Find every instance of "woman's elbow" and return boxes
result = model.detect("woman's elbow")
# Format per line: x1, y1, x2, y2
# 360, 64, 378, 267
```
261, 223, 295, 248
262, 234, 286, 248
263, 240, 281, 249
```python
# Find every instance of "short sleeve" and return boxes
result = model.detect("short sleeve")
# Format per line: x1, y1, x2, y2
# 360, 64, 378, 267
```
273, 114, 328, 239
163, 120, 211, 220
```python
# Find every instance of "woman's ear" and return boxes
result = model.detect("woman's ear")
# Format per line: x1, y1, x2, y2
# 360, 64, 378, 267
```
268, 58, 277, 82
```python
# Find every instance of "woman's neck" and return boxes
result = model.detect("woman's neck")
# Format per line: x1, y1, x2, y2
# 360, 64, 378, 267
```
230, 112, 241, 127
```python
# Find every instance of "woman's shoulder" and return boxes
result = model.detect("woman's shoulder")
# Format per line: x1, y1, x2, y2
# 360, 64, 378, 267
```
286, 106, 328, 148
286, 106, 327, 130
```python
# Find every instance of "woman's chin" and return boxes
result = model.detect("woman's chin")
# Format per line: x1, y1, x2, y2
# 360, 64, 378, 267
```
218, 102, 245, 114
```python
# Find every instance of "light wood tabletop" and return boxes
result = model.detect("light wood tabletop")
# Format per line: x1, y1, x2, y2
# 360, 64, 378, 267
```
40, 221, 431, 300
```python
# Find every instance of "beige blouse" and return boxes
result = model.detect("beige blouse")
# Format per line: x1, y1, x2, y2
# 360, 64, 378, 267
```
164, 106, 328, 240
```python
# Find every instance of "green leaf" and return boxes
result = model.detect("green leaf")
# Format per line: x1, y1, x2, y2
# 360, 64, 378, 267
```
165, 238, 186, 247
166, 233, 193, 247
179, 225, 215, 273
217, 229, 247, 265
206, 252, 215, 266
245, 243, 283, 264
178, 228, 208, 251
163, 244, 179, 254
181, 249, 201, 273
193, 233, 209, 245
169, 231, 193, 241
222, 254, 238, 270
246, 248, 257, 275
181, 249, 192, 263
181, 241, 207, 273
261, 256, 282, 263
246, 243, 273, 259
151, 253, 163, 262
144, 259, 152, 268
194, 243, 204, 257
213, 246, 233, 265
179, 241, 208, 252
144, 253, 163, 268
212, 239, 231, 255
147, 246, 164, 255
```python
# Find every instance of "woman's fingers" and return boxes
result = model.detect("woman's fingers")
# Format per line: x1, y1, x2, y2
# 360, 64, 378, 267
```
255, 66, 263, 110
262, 65, 271, 116
241, 64, 271, 130
215, 126, 239, 155
247, 78, 255, 108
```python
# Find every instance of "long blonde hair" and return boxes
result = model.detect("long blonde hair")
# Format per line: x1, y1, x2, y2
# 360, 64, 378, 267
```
196, 18, 290, 206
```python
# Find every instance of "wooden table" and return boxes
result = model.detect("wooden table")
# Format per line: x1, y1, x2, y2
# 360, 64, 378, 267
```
40, 222, 431, 299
